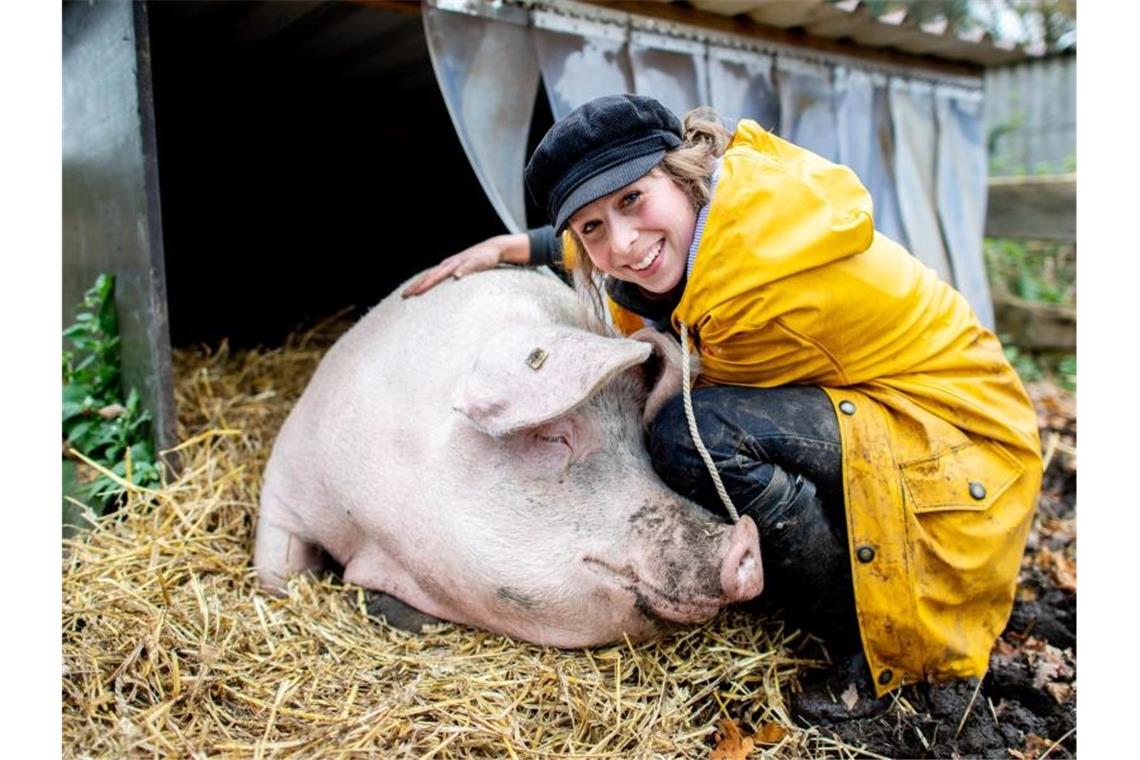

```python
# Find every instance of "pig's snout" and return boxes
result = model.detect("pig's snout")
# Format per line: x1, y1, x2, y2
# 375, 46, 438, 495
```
720, 515, 763, 603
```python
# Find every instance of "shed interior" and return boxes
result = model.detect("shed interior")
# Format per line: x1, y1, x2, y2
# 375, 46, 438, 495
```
147, 1, 553, 347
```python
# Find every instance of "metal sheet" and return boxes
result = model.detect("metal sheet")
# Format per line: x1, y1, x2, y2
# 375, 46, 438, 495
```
776, 58, 838, 162
63, 0, 177, 456
936, 86, 994, 328
836, 67, 908, 247
531, 13, 633, 120
890, 78, 954, 284
673, 0, 1037, 66
422, 3, 540, 233
707, 46, 778, 130
628, 30, 708, 117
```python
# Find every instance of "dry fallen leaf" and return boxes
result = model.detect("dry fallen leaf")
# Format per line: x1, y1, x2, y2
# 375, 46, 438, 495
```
1040, 517, 1076, 546
840, 681, 859, 711
754, 721, 789, 745
710, 718, 755, 760
98, 403, 127, 420
1022, 732, 1054, 759
1037, 545, 1077, 592
1027, 640, 1074, 689
1045, 682, 1074, 704
991, 638, 1018, 662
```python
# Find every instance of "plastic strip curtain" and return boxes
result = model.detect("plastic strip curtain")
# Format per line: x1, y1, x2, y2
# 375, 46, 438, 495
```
422, 3, 539, 233
628, 30, 709, 118
836, 67, 908, 248
776, 57, 838, 163
707, 46, 779, 132
890, 78, 954, 285
936, 86, 994, 328
530, 11, 633, 120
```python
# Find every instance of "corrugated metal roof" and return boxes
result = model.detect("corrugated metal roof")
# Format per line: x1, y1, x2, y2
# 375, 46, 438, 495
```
641, 0, 1046, 66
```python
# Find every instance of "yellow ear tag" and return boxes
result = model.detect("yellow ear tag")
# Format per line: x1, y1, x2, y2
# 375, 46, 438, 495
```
525, 348, 549, 371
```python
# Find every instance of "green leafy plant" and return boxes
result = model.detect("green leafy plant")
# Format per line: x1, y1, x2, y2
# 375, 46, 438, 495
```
1002, 341, 1044, 384
63, 274, 161, 523
999, 340, 1076, 392
1056, 354, 1076, 390
985, 238, 1076, 391
984, 237, 1075, 305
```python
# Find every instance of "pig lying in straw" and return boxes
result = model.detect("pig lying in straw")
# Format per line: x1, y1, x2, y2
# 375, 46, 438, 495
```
254, 268, 763, 647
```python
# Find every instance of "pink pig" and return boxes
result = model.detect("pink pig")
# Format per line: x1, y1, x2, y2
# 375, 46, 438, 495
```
254, 268, 763, 647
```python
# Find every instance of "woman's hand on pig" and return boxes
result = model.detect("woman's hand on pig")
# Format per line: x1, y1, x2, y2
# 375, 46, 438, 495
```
402, 233, 531, 297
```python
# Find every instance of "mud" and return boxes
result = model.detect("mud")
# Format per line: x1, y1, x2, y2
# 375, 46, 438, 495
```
788, 381, 1077, 758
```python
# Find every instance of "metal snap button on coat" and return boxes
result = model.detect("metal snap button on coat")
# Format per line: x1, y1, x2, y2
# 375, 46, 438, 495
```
856, 545, 875, 563
969, 481, 987, 500
878, 669, 894, 685
839, 400, 856, 416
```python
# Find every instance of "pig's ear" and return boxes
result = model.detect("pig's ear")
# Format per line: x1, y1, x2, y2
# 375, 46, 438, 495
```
629, 327, 700, 427
454, 325, 653, 437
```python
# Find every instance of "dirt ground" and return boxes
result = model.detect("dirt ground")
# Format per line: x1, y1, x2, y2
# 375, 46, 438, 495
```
783, 380, 1076, 759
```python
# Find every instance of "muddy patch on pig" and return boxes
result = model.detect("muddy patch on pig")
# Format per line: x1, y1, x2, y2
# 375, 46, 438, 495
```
496, 586, 539, 610
781, 380, 1076, 758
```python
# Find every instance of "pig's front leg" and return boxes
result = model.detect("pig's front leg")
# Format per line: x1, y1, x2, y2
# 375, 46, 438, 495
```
253, 499, 324, 595
364, 590, 444, 632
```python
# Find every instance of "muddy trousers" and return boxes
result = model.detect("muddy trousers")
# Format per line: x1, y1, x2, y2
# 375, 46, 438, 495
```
648, 385, 859, 645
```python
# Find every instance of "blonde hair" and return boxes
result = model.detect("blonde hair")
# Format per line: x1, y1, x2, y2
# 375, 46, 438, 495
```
564, 106, 731, 321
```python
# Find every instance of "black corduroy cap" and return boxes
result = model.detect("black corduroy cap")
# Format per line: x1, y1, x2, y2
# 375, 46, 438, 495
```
525, 94, 682, 233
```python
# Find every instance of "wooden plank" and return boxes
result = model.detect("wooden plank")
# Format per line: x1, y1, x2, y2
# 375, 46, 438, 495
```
63, 1, 179, 461
992, 294, 1075, 351
985, 174, 1076, 241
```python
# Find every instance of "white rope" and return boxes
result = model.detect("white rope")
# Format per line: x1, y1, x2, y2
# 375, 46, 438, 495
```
678, 322, 741, 524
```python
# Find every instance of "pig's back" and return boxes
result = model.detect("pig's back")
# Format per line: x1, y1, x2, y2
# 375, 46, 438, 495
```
262, 269, 592, 548
324, 269, 588, 411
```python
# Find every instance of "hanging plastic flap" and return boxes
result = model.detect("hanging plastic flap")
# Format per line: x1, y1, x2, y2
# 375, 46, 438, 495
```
628, 30, 708, 118
836, 67, 908, 248
836, 68, 875, 189
707, 46, 778, 131
423, 3, 539, 233
776, 58, 838, 163
531, 11, 633, 120
890, 78, 954, 284
936, 85, 994, 328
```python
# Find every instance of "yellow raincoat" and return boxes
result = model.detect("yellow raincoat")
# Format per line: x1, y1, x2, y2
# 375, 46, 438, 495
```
602, 120, 1042, 696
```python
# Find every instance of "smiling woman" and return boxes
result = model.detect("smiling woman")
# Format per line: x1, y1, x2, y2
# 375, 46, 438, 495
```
567, 169, 695, 294
403, 93, 1043, 724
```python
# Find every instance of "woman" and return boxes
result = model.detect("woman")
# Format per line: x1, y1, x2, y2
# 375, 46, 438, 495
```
404, 94, 1042, 722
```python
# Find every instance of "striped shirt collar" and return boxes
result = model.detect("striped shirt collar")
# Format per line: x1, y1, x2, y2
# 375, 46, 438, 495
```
686, 156, 724, 278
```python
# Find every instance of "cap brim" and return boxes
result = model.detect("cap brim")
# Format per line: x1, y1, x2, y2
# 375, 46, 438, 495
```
554, 150, 666, 233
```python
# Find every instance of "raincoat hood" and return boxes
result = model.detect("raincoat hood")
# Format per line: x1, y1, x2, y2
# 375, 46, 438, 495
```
676, 120, 875, 326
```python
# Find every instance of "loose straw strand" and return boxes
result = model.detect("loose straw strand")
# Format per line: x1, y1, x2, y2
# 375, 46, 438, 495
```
678, 322, 741, 524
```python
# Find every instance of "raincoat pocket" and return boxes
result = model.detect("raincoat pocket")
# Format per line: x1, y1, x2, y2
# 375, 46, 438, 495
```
900, 440, 1024, 514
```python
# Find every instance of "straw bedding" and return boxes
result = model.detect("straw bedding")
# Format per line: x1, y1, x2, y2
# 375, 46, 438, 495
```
61, 317, 880, 758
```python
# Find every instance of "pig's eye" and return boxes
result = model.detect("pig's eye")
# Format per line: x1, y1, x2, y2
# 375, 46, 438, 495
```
536, 433, 570, 448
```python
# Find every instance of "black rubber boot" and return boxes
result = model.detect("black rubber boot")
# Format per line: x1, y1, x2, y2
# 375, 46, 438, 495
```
739, 467, 856, 642
739, 469, 891, 724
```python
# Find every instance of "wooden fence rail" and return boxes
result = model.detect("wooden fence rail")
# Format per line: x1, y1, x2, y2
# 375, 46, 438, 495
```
985, 174, 1076, 241
984, 174, 1076, 351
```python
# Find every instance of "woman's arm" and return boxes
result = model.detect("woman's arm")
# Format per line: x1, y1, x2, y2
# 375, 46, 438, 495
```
401, 227, 563, 297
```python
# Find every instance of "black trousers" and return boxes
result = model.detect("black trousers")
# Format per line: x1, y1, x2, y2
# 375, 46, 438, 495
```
649, 385, 859, 644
